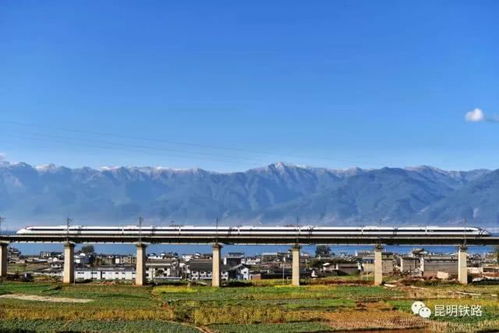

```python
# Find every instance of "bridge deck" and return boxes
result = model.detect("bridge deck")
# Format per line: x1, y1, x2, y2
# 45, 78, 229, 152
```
1, 234, 497, 245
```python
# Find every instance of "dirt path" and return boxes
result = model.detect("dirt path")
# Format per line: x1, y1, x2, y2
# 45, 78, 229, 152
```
0, 293, 93, 303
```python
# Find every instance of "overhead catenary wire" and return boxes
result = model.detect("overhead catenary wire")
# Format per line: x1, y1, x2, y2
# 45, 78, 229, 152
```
0, 119, 378, 168
2, 131, 271, 166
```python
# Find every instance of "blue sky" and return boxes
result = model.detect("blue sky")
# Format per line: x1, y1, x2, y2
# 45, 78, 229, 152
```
1, 1, 498, 171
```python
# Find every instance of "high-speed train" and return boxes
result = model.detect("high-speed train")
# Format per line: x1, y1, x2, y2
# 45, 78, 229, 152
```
16, 225, 490, 237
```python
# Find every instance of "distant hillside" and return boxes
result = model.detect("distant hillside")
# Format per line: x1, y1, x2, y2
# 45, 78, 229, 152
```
0, 161, 494, 227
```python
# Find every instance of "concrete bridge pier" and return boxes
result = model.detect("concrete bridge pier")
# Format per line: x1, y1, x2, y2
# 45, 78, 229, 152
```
0, 242, 8, 278
135, 243, 147, 286
374, 244, 383, 286
63, 242, 75, 284
292, 245, 301, 286
212, 243, 222, 287
458, 245, 468, 285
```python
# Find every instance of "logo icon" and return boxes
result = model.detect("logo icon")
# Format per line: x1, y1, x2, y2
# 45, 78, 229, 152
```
411, 301, 432, 318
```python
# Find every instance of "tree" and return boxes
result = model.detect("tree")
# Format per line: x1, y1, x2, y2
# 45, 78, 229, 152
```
81, 245, 95, 254
309, 259, 326, 269
315, 245, 331, 258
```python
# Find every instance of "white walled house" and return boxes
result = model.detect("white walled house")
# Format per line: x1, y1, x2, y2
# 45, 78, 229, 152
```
75, 267, 136, 281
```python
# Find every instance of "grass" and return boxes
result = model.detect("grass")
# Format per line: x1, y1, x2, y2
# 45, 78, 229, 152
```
387, 284, 499, 332
0, 279, 498, 332
0, 282, 170, 324
209, 322, 332, 333
388, 298, 499, 323
0, 320, 198, 332
0, 282, 57, 295
8, 263, 48, 274
0, 282, 158, 308
156, 284, 403, 302
155, 283, 406, 327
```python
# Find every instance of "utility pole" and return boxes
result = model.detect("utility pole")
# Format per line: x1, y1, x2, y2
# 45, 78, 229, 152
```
215, 217, 219, 244
295, 216, 300, 244
138, 216, 143, 244
282, 256, 285, 283
66, 217, 72, 242
0, 216, 4, 235
463, 217, 467, 247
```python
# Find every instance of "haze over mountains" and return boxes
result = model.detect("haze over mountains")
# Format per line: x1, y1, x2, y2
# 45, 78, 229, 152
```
0, 161, 496, 228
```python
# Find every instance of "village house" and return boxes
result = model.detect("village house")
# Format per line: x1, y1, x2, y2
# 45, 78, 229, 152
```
185, 259, 230, 281
223, 252, 245, 266
75, 267, 136, 281
420, 255, 458, 278
396, 256, 420, 274
146, 258, 180, 279
360, 253, 394, 274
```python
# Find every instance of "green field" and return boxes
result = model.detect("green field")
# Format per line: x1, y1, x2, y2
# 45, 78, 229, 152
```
0, 279, 497, 332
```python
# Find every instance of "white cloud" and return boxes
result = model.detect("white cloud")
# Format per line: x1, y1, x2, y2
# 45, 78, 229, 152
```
465, 108, 486, 122
0, 153, 8, 165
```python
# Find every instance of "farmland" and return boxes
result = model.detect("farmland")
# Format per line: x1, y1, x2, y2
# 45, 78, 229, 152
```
0, 279, 497, 332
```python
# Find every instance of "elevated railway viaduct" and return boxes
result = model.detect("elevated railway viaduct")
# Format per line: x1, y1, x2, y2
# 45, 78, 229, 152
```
1, 232, 497, 287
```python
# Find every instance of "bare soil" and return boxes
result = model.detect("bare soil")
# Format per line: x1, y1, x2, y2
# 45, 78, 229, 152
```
0, 293, 93, 303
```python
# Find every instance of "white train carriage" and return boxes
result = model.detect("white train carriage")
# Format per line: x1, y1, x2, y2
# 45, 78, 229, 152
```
17, 225, 489, 237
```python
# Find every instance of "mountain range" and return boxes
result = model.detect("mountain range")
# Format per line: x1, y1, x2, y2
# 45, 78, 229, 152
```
0, 161, 496, 228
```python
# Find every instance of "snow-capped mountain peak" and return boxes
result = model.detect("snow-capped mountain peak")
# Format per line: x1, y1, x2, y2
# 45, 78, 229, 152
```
0, 161, 493, 227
